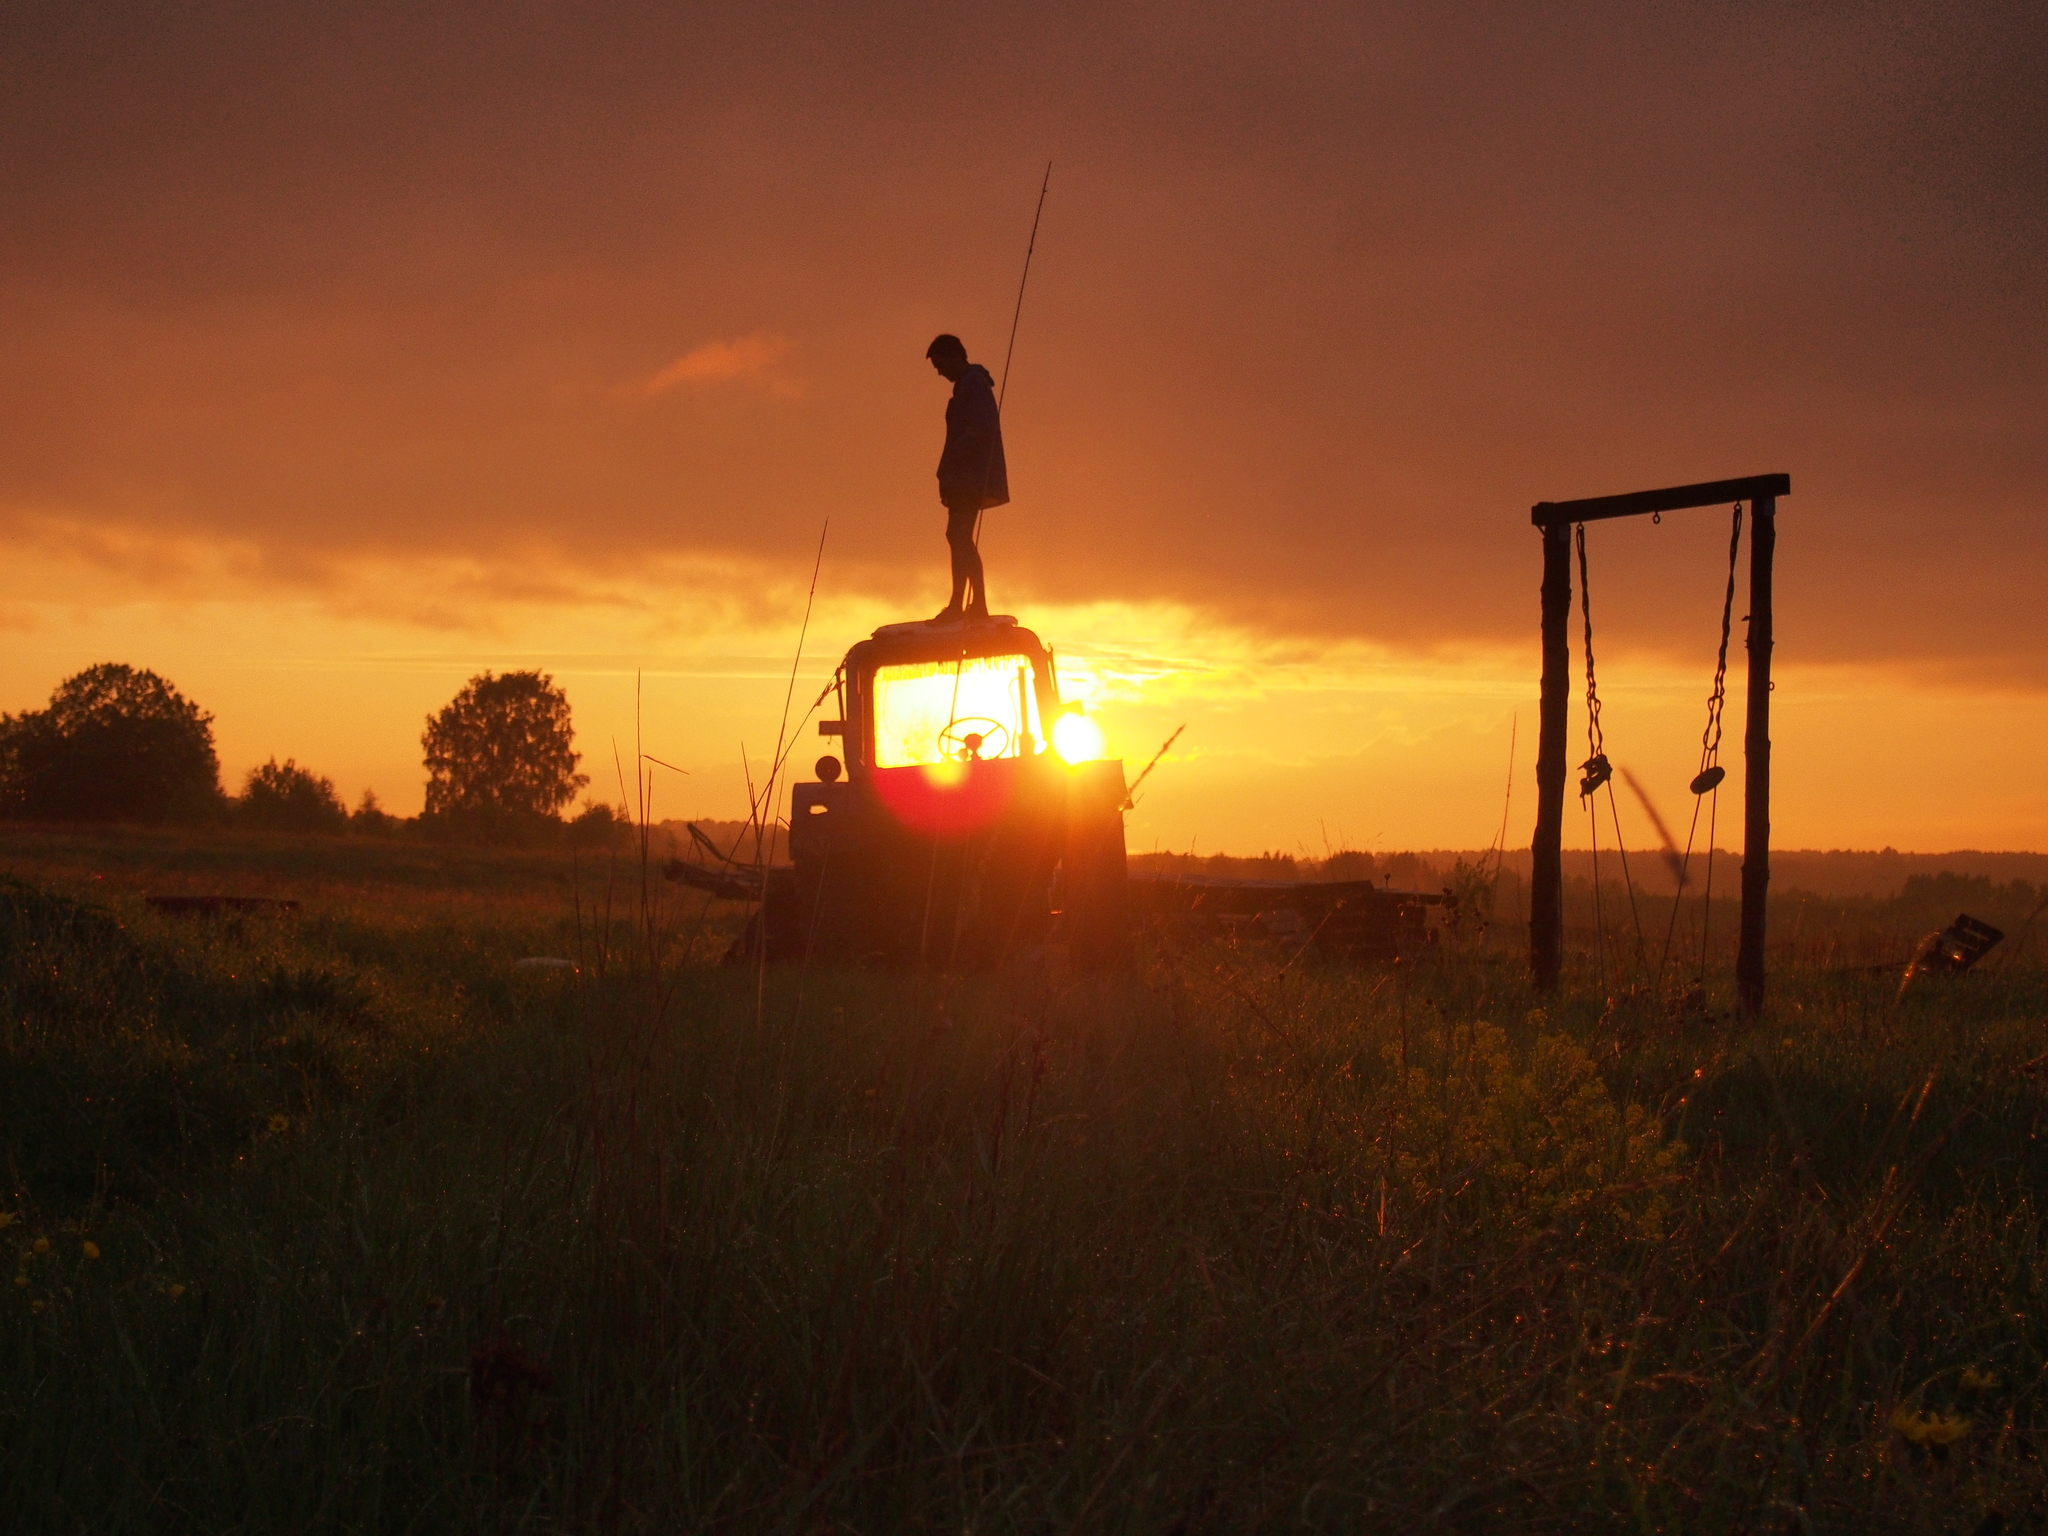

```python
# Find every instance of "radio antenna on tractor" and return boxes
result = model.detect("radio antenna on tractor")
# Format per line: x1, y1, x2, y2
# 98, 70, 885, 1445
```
975, 165, 1051, 552
998, 162, 1052, 410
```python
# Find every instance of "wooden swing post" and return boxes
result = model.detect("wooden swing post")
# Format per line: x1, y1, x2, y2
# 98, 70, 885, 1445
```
1527, 473, 1790, 1015
1530, 522, 1573, 992
1737, 492, 1776, 1016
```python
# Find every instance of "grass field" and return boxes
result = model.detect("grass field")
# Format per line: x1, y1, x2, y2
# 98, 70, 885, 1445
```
5, 824, 2048, 1532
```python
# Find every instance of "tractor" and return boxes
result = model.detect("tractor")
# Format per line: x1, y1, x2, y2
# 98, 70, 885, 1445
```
671, 614, 1130, 971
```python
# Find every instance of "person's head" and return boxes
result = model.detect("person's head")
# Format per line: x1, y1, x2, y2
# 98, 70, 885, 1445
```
926, 333, 968, 381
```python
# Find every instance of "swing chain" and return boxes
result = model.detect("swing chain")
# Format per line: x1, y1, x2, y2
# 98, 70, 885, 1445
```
1574, 524, 1612, 799
1696, 503, 1744, 774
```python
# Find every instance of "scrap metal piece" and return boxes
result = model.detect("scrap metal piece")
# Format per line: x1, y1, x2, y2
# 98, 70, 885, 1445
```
1900, 912, 2005, 994
662, 860, 763, 902
1129, 874, 1445, 964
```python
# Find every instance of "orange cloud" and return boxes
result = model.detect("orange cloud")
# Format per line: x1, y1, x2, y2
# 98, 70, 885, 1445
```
641, 332, 798, 398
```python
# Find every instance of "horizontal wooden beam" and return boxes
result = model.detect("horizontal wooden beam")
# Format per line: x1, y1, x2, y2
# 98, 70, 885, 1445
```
1531, 473, 1789, 529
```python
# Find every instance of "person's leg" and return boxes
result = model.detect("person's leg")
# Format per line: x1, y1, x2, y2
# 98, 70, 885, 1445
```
943, 502, 985, 618
934, 504, 967, 618
949, 502, 987, 617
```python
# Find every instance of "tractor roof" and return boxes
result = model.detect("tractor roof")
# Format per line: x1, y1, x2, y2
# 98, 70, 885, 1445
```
845, 616, 1049, 677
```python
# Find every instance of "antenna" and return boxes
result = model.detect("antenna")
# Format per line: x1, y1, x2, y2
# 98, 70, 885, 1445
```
977, 164, 1051, 551
997, 162, 1052, 410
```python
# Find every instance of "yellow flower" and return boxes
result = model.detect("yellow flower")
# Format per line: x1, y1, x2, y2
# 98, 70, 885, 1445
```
269, 1114, 291, 1134
30, 1300, 43, 1314
0, 1211, 16, 1229
32, 1237, 49, 1255
1891, 1406, 1971, 1446
1960, 1367, 2001, 1391
13, 1274, 26, 1288
81, 1241, 101, 1261
167, 1284, 186, 1299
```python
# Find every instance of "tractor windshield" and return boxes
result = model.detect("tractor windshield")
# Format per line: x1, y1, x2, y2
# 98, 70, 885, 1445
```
871, 654, 1044, 769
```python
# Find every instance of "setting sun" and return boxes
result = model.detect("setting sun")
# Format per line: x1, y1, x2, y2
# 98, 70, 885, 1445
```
1051, 708, 1106, 765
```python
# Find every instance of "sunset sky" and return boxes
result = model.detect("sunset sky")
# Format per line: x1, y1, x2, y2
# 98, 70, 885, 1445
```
4, 1, 2044, 853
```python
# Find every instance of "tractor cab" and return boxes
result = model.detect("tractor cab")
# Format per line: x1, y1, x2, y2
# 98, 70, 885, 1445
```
768, 615, 1128, 969
813, 616, 1057, 821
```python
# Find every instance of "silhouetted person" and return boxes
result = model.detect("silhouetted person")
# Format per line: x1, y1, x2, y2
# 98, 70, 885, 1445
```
927, 333, 1007, 621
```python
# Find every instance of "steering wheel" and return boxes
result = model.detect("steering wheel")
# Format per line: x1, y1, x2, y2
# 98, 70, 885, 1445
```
936, 717, 1011, 762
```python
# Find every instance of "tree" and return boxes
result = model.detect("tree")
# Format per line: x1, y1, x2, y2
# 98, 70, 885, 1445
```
421, 670, 587, 820
238, 757, 348, 834
350, 788, 400, 835
566, 799, 634, 850
0, 663, 221, 823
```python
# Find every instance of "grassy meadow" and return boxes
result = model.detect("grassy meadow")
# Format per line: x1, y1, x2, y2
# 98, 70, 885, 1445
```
5, 823, 2048, 1532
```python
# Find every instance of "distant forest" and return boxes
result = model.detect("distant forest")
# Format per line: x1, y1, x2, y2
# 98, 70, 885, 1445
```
1126, 846, 2048, 902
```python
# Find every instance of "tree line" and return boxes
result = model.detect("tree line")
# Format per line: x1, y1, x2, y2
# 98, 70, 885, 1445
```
0, 663, 626, 844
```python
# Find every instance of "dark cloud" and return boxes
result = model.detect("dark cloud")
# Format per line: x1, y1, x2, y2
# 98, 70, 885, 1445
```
2, 0, 2042, 667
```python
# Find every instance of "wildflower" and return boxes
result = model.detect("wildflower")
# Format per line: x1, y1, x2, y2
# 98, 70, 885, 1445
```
30, 1300, 43, 1314
1891, 1406, 1971, 1446
32, 1237, 49, 1255
269, 1114, 291, 1134
81, 1241, 101, 1261
13, 1275, 26, 1288
167, 1284, 186, 1299
0, 1212, 15, 1229
1960, 1367, 2001, 1391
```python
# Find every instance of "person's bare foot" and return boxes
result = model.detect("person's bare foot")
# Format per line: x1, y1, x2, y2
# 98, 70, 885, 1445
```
931, 604, 963, 623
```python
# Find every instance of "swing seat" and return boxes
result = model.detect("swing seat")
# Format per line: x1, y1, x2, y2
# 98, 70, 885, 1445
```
1578, 753, 1612, 797
1690, 765, 1726, 796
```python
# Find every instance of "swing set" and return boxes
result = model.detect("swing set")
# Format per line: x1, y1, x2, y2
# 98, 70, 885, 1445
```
1527, 473, 1790, 1017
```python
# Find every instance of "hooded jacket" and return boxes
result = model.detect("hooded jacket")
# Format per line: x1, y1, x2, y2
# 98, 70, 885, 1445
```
937, 363, 1009, 509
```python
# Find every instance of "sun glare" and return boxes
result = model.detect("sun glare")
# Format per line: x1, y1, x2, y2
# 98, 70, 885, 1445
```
1052, 710, 1106, 764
